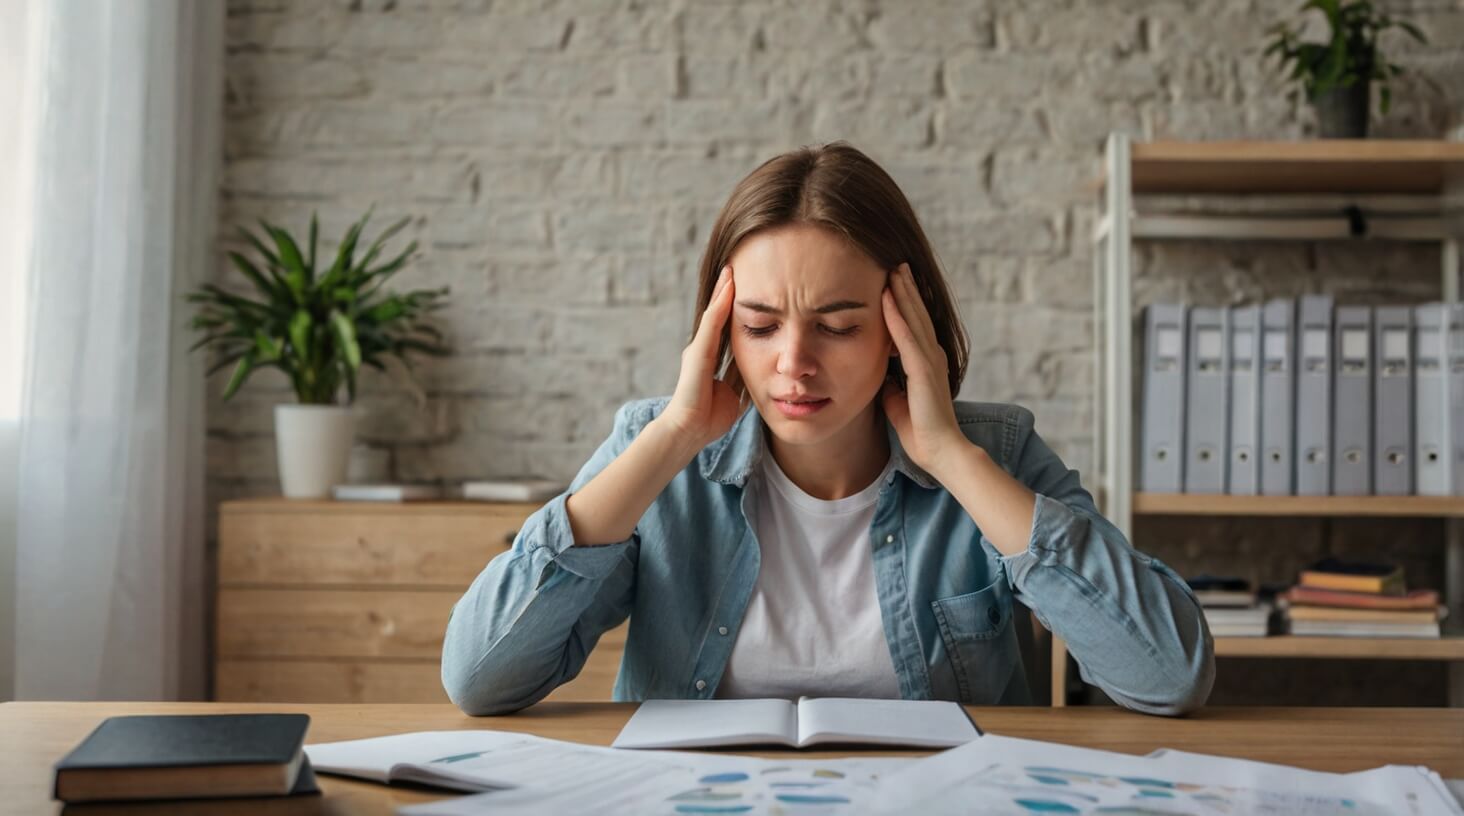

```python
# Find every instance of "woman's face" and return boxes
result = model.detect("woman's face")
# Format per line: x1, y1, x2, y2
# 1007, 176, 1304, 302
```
726, 223, 894, 447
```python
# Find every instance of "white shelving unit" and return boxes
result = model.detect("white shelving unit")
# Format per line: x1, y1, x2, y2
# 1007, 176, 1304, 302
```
1055, 134, 1464, 708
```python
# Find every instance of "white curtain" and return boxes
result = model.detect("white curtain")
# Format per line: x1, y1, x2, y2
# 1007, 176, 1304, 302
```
0, 0, 36, 702
13, 0, 222, 701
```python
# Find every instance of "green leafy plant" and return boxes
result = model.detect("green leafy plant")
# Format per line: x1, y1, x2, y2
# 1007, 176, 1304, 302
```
187, 209, 450, 404
1264, 0, 1427, 115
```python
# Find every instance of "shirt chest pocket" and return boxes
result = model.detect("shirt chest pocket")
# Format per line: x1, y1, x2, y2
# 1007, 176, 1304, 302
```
931, 576, 1021, 703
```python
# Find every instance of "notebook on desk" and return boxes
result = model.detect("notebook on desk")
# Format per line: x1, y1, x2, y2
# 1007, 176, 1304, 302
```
59, 762, 321, 815
611, 697, 982, 750
53, 713, 312, 803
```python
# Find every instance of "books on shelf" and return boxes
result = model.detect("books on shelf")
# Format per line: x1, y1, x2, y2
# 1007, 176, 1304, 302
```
1194, 589, 1257, 608
1288, 619, 1441, 638
1204, 603, 1274, 638
1187, 575, 1272, 637
1286, 605, 1442, 625
1186, 564, 1451, 641
461, 479, 566, 503
1282, 557, 1444, 639
1297, 556, 1405, 596
1283, 585, 1440, 610
328, 480, 568, 503
332, 483, 443, 502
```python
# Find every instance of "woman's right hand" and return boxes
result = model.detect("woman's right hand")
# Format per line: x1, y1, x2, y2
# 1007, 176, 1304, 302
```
658, 265, 748, 450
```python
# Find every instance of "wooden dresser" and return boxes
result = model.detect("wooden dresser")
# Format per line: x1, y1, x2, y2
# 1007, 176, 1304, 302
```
214, 498, 626, 704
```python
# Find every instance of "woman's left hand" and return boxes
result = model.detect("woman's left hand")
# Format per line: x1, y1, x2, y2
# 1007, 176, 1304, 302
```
881, 263, 968, 478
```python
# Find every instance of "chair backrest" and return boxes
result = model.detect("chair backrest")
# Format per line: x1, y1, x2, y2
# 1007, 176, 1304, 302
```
1010, 601, 1053, 706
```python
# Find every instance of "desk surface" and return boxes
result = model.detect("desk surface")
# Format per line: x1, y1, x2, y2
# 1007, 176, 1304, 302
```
4, 702, 1462, 814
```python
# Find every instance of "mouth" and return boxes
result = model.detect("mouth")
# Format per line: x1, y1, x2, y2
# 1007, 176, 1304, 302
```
773, 397, 831, 418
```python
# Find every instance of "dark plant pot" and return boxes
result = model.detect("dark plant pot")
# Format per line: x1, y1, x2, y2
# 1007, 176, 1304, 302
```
1311, 82, 1370, 138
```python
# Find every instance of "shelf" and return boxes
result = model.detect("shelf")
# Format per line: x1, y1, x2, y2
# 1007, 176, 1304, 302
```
1081, 133, 1464, 707
220, 498, 545, 515
1134, 493, 1464, 518
1126, 140, 1464, 195
1121, 213, 1451, 242
1215, 635, 1464, 660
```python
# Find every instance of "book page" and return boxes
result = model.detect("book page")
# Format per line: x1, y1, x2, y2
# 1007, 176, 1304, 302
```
795, 698, 980, 749
306, 730, 513, 789
308, 729, 727, 793
611, 699, 797, 749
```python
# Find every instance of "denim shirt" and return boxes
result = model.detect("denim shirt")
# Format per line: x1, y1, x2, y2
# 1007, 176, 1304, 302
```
441, 396, 1215, 716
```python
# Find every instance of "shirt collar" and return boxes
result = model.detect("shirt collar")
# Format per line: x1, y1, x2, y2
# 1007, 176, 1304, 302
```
697, 401, 942, 490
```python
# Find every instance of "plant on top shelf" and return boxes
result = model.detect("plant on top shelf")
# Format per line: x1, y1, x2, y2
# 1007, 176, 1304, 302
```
1263, 0, 1427, 138
186, 209, 451, 497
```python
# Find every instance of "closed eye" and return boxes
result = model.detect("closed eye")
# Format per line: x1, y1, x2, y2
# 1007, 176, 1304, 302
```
741, 324, 861, 338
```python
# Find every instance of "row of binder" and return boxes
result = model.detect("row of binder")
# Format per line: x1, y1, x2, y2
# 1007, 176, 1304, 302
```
1140, 296, 1464, 496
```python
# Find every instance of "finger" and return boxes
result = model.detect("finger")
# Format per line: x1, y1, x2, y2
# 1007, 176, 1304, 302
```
887, 266, 928, 358
882, 286, 922, 374
691, 266, 734, 359
895, 264, 940, 355
705, 265, 730, 312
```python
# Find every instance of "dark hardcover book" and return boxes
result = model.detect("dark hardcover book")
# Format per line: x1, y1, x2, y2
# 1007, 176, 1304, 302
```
54, 714, 311, 803
1299, 557, 1406, 596
1185, 574, 1252, 593
60, 759, 323, 815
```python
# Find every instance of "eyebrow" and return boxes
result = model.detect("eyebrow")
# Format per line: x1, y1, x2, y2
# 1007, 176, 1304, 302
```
735, 299, 867, 316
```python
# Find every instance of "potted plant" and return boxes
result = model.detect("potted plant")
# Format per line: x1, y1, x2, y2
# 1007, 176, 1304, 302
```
188, 210, 450, 498
1264, 0, 1427, 138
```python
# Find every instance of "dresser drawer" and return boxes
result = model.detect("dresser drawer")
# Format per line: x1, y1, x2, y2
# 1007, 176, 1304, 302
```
212, 498, 620, 705
216, 659, 450, 703
218, 588, 459, 659
216, 625, 628, 703
219, 502, 536, 588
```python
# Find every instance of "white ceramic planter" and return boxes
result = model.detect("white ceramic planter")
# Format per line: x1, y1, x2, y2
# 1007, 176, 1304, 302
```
274, 404, 356, 499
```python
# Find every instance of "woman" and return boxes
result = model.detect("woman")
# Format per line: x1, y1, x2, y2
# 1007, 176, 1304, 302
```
441, 142, 1214, 716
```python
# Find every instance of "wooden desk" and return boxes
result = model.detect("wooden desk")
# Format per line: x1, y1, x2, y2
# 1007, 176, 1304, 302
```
4, 702, 1462, 814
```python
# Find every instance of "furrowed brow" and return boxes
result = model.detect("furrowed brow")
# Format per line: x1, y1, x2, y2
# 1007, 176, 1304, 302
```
736, 300, 866, 315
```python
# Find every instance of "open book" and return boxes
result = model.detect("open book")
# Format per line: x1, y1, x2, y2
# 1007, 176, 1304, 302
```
611, 698, 981, 750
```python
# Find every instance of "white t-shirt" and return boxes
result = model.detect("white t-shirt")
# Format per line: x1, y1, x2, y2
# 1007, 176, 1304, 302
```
716, 450, 901, 700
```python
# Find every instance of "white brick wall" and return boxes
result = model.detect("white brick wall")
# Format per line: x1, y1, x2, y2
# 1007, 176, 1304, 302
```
212, 0, 1464, 504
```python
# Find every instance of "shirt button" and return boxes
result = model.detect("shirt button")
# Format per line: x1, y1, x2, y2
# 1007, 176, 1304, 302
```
718, 626, 729, 636
885, 534, 894, 543
988, 606, 1001, 626
695, 679, 707, 691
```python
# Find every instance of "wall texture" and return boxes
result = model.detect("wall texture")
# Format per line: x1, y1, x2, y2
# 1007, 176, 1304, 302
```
215, 0, 1464, 701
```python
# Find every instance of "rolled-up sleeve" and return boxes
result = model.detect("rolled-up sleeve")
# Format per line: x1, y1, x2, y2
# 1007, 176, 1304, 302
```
440, 399, 655, 715
992, 418, 1214, 716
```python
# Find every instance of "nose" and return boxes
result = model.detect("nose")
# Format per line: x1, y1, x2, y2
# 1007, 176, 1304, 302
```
775, 325, 817, 380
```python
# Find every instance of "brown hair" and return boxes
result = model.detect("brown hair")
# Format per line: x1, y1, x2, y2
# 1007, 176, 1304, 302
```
691, 141, 969, 396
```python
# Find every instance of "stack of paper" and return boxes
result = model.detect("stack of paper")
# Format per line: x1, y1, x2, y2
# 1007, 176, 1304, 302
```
306, 729, 907, 816
865, 734, 1462, 816
303, 704, 1464, 815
